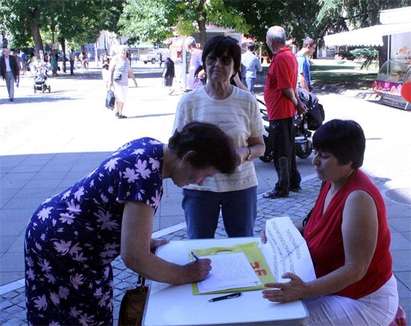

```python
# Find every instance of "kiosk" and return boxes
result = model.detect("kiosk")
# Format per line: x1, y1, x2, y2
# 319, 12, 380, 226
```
373, 59, 411, 110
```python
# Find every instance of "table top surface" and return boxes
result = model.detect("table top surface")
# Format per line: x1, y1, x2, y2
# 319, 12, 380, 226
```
143, 237, 308, 326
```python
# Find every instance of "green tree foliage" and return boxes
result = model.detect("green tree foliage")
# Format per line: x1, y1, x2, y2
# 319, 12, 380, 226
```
0, 0, 46, 52
0, 0, 124, 53
119, 0, 176, 43
350, 47, 378, 68
223, 0, 321, 47
119, 0, 248, 46
316, 0, 411, 36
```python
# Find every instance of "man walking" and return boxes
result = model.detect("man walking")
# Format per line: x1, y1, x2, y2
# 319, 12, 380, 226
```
241, 42, 262, 93
69, 49, 75, 75
0, 47, 20, 102
296, 37, 316, 91
263, 26, 305, 199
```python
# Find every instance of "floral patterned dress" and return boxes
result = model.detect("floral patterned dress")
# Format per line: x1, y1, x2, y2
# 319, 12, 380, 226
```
25, 138, 164, 325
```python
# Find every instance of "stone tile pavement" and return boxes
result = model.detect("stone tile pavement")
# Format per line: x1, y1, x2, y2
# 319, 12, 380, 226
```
1, 175, 410, 325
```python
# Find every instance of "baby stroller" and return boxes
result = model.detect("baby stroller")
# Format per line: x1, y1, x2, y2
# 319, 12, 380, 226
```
33, 66, 51, 93
259, 88, 325, 162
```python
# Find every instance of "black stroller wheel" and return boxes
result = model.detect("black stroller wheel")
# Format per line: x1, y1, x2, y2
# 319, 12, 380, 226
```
295, 140, 313, 159
259, 153, 274, 163
260, 133, 274, 162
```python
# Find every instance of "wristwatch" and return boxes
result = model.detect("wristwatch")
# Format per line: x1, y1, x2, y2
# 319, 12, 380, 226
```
246, 147, 252, 161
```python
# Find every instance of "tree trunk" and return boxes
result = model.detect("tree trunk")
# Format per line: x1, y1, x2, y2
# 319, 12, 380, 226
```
29, 10, 43, 55
60, 37, 66, 73
196, 0, 207, 47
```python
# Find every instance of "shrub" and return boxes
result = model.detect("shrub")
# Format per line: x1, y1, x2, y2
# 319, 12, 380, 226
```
349, 48, 378, 69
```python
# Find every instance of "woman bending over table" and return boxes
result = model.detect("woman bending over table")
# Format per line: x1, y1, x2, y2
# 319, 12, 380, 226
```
25, 122, 237, 325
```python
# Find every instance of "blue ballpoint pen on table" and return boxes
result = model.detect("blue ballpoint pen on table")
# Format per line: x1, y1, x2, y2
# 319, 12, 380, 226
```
208, 292, 242, 302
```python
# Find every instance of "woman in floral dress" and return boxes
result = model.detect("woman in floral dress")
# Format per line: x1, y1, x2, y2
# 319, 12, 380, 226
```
25, 122, 237, 325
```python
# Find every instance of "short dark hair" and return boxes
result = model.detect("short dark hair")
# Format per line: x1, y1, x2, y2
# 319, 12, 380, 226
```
169, 122, 237, 174
202, 36, 241, 74
313, 119, 365, 169
303, 37, 315, 48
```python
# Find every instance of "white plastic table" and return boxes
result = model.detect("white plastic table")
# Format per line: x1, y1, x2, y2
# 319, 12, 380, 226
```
142, 237, 308, 326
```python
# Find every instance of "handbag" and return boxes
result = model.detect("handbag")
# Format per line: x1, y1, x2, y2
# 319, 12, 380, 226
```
113, 66, 122, 81
105, 90, 115, 110
118, 276, 148, 326
306, 102, 325, 130
298, 88, 325, 130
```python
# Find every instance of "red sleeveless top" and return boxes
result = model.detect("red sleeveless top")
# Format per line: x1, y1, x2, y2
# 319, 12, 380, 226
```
303, 170, 392, 299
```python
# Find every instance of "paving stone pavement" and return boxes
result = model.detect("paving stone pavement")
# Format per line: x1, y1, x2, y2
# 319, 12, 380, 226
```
1, 64, 411, 325
0, 176, 320, 325
1, 175, 409, 325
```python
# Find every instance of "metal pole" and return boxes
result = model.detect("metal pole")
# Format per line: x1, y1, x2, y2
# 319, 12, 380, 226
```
182, 37, 187, 90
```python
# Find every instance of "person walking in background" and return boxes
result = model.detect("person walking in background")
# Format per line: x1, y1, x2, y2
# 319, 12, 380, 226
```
101, 54, 111, 90
25, 122, 238, 325
174, 35, 265, 239
80, 51, 88, 70
163, 56, 175, 94
50, 49, 58, 77
0, 47, 20, 102
296, 37, 316, 91
19, 49, 28, 75
185, 36, 203, 91
69, 49, 75, 75
241, 42, 262, 93
263, 26, 305, 199
109, 45, 137, 119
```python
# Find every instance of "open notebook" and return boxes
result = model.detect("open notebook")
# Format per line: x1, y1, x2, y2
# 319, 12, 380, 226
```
191, 241, 274, 295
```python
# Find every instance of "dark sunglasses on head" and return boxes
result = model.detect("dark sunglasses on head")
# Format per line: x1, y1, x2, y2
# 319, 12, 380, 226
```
206, 55, 232, 65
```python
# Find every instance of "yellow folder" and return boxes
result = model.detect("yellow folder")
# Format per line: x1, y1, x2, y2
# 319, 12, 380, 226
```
191, 242, 275, 295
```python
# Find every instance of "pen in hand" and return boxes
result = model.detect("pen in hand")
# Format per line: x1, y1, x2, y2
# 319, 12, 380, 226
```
209, 292, 242, 302
191, 251, 199, 262
191, 251, 200, 261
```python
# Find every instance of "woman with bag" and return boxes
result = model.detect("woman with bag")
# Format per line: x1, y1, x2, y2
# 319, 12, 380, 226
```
25, 122, 237, 325
108, 45, 137, 119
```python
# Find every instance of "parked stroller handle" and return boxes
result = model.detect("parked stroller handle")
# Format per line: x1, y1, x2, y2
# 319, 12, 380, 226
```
258, 89, 325, 162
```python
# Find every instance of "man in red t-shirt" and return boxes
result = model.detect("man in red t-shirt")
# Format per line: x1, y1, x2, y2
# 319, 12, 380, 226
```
263, 26, 305, 198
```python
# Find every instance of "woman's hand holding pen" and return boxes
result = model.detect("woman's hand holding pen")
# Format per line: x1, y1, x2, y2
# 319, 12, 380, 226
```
181, 254, 211, 283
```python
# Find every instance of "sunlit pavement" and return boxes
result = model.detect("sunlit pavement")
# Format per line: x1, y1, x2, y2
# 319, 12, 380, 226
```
1, 65, 410, 324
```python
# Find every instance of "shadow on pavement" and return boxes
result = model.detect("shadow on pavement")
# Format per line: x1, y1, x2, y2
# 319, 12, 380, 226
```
47, 66, 163, 81
0, 96, 76, 105
125, 112, 175, 119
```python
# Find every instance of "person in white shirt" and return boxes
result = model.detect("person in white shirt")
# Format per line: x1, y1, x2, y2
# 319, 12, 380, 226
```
185, 36, 203, 91
174, 36, 265, 239
241, 43, 262, 93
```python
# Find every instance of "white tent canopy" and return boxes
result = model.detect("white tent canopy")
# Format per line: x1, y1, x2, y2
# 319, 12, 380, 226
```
324, 22, 411, 47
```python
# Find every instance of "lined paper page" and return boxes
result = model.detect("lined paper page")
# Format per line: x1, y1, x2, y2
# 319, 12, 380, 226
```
197, 252, 261, 293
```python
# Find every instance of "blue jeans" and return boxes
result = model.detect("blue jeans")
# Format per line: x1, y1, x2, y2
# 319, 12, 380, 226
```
245, 77, 256, 93
182, 187, 257, 239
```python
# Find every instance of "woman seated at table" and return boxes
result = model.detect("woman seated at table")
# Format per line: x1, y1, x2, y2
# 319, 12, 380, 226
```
25, 122, 237, 325
263, 119, 399, 325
